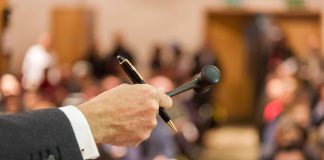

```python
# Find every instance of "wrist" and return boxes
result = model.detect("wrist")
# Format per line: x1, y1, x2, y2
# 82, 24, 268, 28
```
77, 103, 103, 143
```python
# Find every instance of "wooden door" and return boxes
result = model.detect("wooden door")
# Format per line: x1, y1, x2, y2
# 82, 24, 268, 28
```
51, 7, 93, 65
0, 0, 8, 74
206, 13, 255, 123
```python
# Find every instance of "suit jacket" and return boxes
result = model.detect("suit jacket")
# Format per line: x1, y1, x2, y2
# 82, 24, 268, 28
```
0, 109, 83, 160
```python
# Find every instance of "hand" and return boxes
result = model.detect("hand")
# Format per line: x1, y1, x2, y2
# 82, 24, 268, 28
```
77, 84, 173, 146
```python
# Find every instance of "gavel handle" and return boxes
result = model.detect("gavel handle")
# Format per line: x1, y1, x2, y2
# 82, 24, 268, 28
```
166, 79, 199, 97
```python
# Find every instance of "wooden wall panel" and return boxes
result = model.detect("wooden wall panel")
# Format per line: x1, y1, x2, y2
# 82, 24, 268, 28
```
207, 14, 255, 122
322, 10, 324, 54
274, 14, 321, 59
51, 7, 93, 65
0, 1, 6, 74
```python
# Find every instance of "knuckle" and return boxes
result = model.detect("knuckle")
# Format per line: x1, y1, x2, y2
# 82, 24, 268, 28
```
141, 84, 151, 90
142, 85, 157, 97
148, 100, 158, 111
150, 100, 159, 109
140, 132, 150, 141
120, 83, 129, 87
150, 119, 157, 128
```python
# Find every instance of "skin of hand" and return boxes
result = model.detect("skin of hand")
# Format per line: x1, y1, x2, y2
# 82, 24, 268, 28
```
77, 84, 173, 146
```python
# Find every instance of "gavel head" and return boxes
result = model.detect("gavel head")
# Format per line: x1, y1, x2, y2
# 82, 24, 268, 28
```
193, 65, 221, 93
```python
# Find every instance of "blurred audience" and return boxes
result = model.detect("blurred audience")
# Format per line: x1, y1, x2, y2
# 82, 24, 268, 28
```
2, 24, 324, 160
260, 27, 324, 159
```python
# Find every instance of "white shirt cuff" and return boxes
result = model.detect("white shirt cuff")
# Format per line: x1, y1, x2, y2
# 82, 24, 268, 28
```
59, 105, 100, 160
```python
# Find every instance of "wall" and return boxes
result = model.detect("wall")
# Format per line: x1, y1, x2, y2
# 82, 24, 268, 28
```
10, 0, 219, 74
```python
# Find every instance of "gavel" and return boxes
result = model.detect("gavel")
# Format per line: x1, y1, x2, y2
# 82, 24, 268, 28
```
166, 65, 221, 97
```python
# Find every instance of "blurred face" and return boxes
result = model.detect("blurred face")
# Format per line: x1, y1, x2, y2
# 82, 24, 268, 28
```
101, 76, 122, 91
274, 150, 305, 160
0, 74, 21, 97
82, 82, 100, 100
38, 33, 52, 50
276, 126, 302, 147
281, 78, 297, 104
275, 120, 305, 148
4, 96, 20, 113
148, 75, 175, 92
266, 78, 285, 100
289, 105, 310, 128
23, 92, 40, 111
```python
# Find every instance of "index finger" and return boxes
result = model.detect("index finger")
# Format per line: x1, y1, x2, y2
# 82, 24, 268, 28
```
158, 89, 173, 109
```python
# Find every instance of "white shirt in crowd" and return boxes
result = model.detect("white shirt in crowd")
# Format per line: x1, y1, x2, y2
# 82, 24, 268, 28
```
22, 44, 54, 90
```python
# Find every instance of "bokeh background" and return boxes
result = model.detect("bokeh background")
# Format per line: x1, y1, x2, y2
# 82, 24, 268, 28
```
0, 0, 324, 160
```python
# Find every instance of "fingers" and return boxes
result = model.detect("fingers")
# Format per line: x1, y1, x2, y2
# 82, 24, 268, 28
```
132, 84, 173, 109
157, 89, 173, 109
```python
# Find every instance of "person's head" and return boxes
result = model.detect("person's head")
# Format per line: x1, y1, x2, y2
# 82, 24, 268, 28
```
281, 77, 298, 105
37, 32, 52, 50
148, 75, 175, 93
287, 103, 311, 128
81, 79, 100, 100
274, 118, 307, 148
265, 77, 297, 104
23, 91, 54, 111
0, 74, 21, 97
3, 96, 21, 113
100, 75, 122, 91
265, 77, 285, 100
275, 58, 298, 78
273, 148, 306, 160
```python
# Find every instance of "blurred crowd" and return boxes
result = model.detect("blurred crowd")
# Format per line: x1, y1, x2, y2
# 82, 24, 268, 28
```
258, 23, 324, 160
0, 31, 219, 160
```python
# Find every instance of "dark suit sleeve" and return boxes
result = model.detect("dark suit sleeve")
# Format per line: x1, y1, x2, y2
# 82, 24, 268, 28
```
0, 108, 83, 160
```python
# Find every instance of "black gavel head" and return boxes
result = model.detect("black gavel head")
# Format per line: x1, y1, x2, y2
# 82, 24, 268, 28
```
193, 65, 221, 93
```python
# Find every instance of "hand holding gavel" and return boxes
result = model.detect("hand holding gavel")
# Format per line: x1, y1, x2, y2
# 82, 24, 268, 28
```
117, 54, 221, 133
